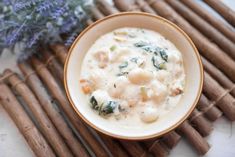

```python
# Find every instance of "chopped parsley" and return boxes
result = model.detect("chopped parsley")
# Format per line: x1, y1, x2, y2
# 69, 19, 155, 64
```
110, 45, 117, 51
119, 61, 128, 69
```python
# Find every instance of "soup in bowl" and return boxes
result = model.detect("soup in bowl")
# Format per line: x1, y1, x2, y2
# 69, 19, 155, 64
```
64, 12, 203, 140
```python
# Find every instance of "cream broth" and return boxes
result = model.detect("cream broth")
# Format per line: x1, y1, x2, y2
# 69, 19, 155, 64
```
80, 27, 185, 124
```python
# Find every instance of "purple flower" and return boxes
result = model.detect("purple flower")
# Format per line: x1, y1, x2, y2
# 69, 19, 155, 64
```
36, 1, 53, 14
3, 0, 11, 5
65, 32, 78, 46
26, 30, 44, 48
0, 0, 91, 60
51, 5, 68, 19
60, 16, 78, 33
13, 1, 35, 12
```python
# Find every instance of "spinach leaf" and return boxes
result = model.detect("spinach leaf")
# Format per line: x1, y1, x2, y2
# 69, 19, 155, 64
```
134, 41, 155, 53
116, 71, 129, 76
152, 56, 166, 70
90, 96, 99, 110
152, 56, 159, 69
119, 61, 128, 69
134, 41, 149, 47
100, 101, 118, 115
135, 41, 168, 62
159, 49, 168, 62
155, 47, 168, 62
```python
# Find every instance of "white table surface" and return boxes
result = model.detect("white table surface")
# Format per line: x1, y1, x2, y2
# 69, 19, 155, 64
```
0, 0, 234, 157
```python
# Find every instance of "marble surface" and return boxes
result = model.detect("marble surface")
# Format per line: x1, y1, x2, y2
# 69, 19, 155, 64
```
0, 0, 234, 157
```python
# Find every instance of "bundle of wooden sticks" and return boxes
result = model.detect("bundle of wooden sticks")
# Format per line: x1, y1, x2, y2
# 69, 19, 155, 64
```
0, 0, 234, 156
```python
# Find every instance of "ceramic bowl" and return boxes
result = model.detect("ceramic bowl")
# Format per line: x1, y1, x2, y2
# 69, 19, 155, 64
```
64, 12, 203, 140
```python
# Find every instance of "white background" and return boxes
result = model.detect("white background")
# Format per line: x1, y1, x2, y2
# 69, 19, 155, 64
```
0, 0, 234, 157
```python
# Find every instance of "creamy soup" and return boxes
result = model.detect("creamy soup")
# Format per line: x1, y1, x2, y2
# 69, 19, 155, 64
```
80, 27, 185, 124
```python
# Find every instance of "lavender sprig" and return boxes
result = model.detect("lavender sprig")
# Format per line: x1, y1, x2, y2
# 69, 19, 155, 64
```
0, 0, 92, 60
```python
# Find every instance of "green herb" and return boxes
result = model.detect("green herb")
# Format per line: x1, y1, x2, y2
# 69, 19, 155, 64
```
154, 47, 168, 61
134, 41, 149, 48
140, 86, 148, 101
134, 41, 155, 53
159, 49, 168, 62
119, 61, 128, 69
130, 57, 138, 63
158, 62, 166, 70
140, 86, 146, 93
90, 96, 98, 110
130, 57, 145, 67
134, 41, 168, 62
139, 61, 145, 67
110, 45, 117, 51
151, 56, 166, 70
100, 101, 118, 115
152, 56, 159, 69
98, 103, 104, 115
134, 41, 156, 54
116, 72, 129, 76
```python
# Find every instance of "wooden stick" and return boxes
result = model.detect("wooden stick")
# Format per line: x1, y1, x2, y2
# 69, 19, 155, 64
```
166, 0, 235, 60
114, 0, 141, 11
119, 140, 148, 157
161, 131, 181, 149
90, 5, 105, 20
203, 0, 235, 27
49, 44, 68, 65
144, 0, 235, 82
181, 0, 235, 43
3, 70, 73, 157
50, 44, 68, 61
96, 0, 119, 15
177, 121, 210, 155
98, 133, 129, 157
197, 94, 222, 122
29, 56, 109, 157
41, 50, 64, 84
203, 72, 235, 121
135, 0, 157, 14
18, 62, 90, 157
202, 57, 235, 97
0, 83, 56, 157
189, 109, 213, 137
143, 140, 168, 157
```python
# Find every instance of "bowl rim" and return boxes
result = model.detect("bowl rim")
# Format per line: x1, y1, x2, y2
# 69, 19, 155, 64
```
64, 12, 204, 140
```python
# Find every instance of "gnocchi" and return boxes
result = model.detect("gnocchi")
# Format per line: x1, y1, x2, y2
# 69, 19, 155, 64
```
140, 107, 159, 123
128, 68, 153, 84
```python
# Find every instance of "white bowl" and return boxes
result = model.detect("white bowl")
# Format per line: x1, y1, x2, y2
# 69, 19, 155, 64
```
64, 12, 203, 140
